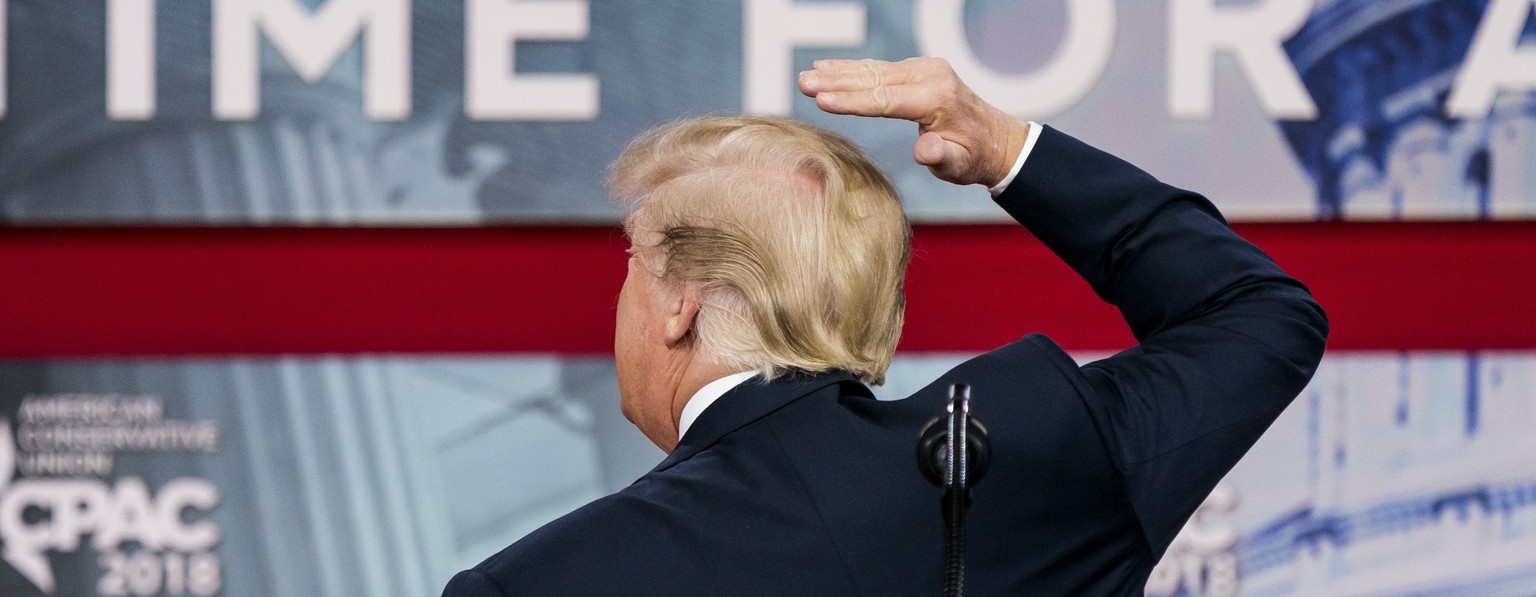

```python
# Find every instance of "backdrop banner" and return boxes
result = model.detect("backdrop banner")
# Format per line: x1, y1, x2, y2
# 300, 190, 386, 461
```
1, 353, 1534, 597
0, 0, 1531, 224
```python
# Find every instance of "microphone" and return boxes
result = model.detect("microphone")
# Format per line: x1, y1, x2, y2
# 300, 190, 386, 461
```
916, 383, 990, 597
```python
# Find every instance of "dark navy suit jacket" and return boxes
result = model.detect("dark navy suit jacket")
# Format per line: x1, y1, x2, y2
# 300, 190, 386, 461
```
444, 127, 1329, 596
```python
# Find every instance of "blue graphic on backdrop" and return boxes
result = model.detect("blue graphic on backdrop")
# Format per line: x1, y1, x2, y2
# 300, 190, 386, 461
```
1282, 0, 1536, 219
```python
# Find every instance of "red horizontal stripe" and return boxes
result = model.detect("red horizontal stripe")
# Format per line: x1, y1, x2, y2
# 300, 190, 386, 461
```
0, 223, 1531, 357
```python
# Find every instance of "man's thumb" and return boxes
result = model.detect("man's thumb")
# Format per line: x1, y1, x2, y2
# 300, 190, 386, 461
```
912, 132, 950, 167
914, 132, 973, 183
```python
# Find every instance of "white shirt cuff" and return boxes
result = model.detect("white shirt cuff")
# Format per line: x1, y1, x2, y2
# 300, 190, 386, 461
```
988, 121, 1043, 197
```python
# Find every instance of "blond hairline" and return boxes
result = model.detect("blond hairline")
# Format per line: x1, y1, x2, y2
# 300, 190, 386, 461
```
609, 116, 910, 385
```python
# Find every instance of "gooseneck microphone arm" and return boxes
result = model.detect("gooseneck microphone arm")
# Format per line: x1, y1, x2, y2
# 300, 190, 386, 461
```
941, 385, 971, 597
917, 383, 991, 597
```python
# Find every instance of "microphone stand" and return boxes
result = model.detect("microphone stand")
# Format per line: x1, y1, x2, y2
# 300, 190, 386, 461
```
918, 383, 990, 597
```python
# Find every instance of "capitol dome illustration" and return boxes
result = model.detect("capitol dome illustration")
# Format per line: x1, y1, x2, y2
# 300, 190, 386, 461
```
1280, 0, 1534, 220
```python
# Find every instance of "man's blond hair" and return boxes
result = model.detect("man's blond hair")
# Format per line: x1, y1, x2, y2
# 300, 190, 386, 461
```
608, 115, 910, 385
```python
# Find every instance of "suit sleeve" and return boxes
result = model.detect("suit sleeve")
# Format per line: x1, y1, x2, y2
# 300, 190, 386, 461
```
442, 569, 509, 597
994, 126, 1328, 554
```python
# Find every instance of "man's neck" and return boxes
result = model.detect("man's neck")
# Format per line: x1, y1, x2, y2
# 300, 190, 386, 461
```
665, 360, 741, 445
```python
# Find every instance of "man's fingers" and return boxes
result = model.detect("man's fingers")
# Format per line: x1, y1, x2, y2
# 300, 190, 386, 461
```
799, 58, 922, 94
814, 85, 930, 120
803, 56, 998, 186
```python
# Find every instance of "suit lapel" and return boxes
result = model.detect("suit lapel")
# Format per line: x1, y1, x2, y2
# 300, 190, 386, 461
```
649, 371, 871, 474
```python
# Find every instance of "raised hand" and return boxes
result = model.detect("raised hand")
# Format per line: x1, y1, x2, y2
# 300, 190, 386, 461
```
798, 57, 1029, 188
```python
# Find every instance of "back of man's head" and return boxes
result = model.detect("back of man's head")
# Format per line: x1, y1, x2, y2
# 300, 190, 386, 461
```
608, 115, 910, 385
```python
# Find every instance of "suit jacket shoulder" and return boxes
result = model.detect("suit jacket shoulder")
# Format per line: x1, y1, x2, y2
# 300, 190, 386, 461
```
448, 380, 864, 597
446, 492, 677, 596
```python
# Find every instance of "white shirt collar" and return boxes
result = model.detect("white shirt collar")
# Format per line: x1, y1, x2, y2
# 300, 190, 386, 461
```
677, 371, 758, 441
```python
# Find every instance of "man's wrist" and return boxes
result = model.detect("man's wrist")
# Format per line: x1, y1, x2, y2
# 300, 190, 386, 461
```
988, 120, 1039, 196
986, 120, 1030, 187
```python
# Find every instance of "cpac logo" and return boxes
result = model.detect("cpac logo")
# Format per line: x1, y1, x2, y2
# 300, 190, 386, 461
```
1146, 485, 1242, 597
0, 419, 220, 595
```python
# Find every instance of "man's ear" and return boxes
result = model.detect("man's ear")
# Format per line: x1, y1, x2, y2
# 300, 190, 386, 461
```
661, 283, 701, 348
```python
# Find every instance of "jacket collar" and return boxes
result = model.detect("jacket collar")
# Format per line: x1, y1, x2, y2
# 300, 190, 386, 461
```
648, 370, 873, 474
